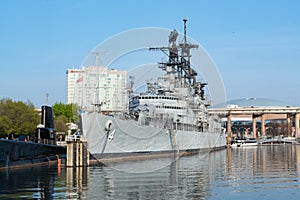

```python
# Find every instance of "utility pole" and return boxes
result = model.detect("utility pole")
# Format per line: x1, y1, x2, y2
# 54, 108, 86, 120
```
46, 93, 49, 105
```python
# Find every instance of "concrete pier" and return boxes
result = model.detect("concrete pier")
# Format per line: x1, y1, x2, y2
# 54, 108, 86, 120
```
252, 114, 257, 138
287, 114, 292, 137
261, 114, 265, 136
226, 114, 232, 145
296, 113, 300, 138
66, 136, 89, 167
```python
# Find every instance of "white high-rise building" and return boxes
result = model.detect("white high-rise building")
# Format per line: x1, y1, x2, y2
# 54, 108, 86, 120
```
66, 66, 127, 112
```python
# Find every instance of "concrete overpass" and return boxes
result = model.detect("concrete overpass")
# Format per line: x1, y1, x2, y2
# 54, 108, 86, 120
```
208, 106, 300, 139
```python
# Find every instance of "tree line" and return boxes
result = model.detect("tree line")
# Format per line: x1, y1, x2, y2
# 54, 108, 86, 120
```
52, 102, 78, 134
0, 98, 78, 139
0, 98, 39, 139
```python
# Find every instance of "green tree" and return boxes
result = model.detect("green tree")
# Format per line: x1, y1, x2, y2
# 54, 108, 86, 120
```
55, 115, 68, 133
0, 98, 40, 138
53, 102, 78, 123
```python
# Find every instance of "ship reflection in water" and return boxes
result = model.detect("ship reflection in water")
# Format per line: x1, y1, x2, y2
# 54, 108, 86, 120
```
1, 145, 300, 199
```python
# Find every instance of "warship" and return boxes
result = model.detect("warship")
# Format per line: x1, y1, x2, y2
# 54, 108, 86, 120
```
80, 20, 226, 161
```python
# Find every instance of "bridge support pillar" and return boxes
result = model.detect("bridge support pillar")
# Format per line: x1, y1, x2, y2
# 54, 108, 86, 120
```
227, 114, 232, 144
252, 114, 257, 138
287, 114, 292, 137
261, 114, 265, 137
295, 113, 300, 138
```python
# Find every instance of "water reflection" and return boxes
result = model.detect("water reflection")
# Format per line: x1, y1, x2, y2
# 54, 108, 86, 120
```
217, 145, 300, 200
0, 164, 61, 199
1, 145, 300, 199
66, 167, 89, 199
86, 151, 226, 199
225, 145, 300, 176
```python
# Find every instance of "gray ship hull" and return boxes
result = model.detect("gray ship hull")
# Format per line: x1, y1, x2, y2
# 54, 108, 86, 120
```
81, 112, 226, 162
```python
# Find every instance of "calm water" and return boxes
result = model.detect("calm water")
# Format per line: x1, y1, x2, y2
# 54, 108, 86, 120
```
1, 145, 300, 199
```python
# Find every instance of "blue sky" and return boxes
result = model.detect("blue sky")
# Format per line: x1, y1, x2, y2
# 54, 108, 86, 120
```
0, 0, 299, 107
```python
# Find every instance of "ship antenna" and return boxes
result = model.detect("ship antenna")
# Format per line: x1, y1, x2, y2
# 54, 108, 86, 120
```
183, 19, 187, 44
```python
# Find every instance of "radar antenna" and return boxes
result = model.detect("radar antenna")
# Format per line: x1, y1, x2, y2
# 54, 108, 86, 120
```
150, 19, 199, 86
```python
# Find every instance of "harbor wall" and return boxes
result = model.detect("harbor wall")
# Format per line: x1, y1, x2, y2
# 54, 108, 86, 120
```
0, 139, 66, 169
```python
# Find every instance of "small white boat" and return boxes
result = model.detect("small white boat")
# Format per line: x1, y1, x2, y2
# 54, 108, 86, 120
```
231, 138, 258, 148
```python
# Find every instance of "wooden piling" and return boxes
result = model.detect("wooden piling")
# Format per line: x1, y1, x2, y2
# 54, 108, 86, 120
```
66, 136, 89, 167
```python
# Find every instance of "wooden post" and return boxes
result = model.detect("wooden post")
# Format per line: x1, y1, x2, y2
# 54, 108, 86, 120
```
82, 140, 89, 166
66, 167, 73, 189
76, 141, 80, 167
79, 142, 83, 166
66, 142, 74, 167
87, 144, 90, 166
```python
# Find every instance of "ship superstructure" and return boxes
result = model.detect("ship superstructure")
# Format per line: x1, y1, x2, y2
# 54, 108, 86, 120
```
127, 19, 217, 133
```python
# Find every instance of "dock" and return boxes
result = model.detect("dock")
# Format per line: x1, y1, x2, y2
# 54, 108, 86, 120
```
65, 135, 89, 167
